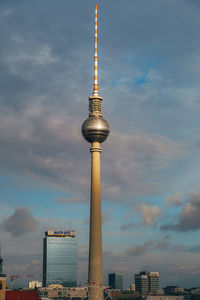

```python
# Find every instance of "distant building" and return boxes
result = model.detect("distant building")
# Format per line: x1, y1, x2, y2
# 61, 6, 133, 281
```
135, 272, 148, 294
0, 247, 6, 300
109, 273, 123, 290
149, 272, 159, 293
37, 286, 87, 299
146, 296, 183, 300
28, 280, 42, 289
135, 271, 159, 295
43, 230, 77, 287
164, 286, 185, 295
130, 284, 135, 291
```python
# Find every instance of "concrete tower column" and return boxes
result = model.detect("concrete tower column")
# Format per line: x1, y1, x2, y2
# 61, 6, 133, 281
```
88, 141, 103, 300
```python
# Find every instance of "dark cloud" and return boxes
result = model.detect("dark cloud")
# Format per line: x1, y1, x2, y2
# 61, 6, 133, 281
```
0, 0, 190, 205
107, 237, 200, 259
124, 237, 171, 257
1, 208, 38, 237
161, 192, 200, 232
125, 241, 154, 256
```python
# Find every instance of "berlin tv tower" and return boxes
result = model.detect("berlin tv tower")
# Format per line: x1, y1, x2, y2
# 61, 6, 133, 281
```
82, 4, 110, 300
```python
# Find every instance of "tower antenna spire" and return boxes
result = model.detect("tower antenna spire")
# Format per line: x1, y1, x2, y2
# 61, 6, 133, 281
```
93, 3, 99, 95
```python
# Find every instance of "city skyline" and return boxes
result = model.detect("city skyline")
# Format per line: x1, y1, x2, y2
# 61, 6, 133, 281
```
0, 0, 200, 289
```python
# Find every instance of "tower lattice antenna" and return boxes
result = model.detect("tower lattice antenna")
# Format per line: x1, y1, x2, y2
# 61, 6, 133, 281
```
93, 4, 99, 95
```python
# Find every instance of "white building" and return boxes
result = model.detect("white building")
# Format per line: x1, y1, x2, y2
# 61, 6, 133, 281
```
28, 280, 42, 289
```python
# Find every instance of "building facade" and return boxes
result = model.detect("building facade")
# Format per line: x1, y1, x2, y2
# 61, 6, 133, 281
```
28, 281, 42, 289
109, 273, 123, 290
37, 286, 87, 299
135, 271, 159, 295
135, 272, 148, 295
0, 247, 6, 300
149, 272, 159, 293
43, 230, 77, 287
164, 286, 185, 295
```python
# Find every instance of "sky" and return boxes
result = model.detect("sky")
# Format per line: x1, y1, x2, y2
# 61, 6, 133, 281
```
0, 0, 200, 289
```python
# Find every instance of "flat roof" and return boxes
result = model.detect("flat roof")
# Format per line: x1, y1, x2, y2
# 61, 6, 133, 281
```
45, 230, 76, 238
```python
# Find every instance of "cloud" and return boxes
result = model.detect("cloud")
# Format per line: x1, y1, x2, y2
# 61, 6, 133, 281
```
165, 192, 183, 207
124, 236, 171, 257
109, 236, 200, 259
125, 240, 154, 256
121, 203, 162, 230
0, 98, 183, 204
140, 203, 162, 225
120, 223, 143, 230
161, 192, 200, 232
1, 207, 38, 237
0, 0, 188, 207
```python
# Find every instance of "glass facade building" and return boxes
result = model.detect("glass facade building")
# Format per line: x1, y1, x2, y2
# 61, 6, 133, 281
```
43, 230, 77, 287
108, 273, 123, 290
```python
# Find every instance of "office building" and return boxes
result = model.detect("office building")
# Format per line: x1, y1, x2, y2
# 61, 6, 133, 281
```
43, 230, 77, 287
135, 272, 148, 294
109, 273, 123, 290
149, 272, 159, 293
135, 271, 159, 295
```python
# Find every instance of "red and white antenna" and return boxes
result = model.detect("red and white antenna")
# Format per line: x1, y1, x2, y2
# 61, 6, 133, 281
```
93, 4, 99, 95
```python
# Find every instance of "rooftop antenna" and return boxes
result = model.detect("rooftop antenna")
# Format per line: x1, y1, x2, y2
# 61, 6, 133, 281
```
49, 218, 53, 231
69, 217, 72, 231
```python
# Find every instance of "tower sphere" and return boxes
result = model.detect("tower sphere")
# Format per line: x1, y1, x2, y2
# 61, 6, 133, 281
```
82, 115, 110, 143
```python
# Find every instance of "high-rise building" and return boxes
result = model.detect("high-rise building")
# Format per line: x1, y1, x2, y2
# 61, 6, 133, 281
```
135, 271, 159, 295
43, 230, 77, 287
149, 272, 159, 293
109, 273, 123, 290
135, 272, 149, 295
82, 4, 109, 300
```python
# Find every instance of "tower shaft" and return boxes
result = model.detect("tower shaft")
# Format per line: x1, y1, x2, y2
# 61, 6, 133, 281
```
82, 4, 110, 300
88, 141, 103, 300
